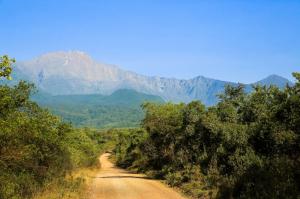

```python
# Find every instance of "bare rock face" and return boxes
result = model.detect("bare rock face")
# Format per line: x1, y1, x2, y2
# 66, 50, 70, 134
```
14, 51, 293, 105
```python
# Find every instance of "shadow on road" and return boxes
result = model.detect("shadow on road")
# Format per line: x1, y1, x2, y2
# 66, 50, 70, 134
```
91, 175, 152, 180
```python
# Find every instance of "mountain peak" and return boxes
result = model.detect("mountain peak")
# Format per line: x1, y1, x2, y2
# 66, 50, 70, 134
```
34, 50, 93, 64
264, 74, 286, 79
17, 51, 123, 84
40, 50, 89, 57
255, 74, 292, 88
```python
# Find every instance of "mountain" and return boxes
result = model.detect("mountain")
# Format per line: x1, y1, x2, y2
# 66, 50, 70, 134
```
13, 51, 293, 105
32, 89, 164, 128
254, 74, 292, 88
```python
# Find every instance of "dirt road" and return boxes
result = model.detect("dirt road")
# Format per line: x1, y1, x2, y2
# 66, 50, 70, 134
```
89, 153, 186, 199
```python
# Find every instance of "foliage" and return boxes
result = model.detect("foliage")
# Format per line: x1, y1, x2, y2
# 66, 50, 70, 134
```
114, 128, 148, 169
115, 73, 300, 199
0, 81, 102, 199
0, 55, 15, 80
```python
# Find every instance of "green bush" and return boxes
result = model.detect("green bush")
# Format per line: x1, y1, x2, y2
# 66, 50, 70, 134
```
165, 171, 184, 186
0, 82, 101, 198
114, 73, 300, 199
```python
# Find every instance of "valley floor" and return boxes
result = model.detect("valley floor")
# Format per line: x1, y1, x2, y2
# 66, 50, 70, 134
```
88, 153, 186, 199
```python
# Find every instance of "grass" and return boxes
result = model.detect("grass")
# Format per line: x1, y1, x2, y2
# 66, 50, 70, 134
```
32, 166, 100, 199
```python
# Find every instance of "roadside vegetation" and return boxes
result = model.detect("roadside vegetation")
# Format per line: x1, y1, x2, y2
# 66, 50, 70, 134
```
114, 73, 300, 199
0, 56, 105, 199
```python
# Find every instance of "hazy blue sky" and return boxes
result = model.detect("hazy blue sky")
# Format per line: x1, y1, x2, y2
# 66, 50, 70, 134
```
0, 0, 299, 83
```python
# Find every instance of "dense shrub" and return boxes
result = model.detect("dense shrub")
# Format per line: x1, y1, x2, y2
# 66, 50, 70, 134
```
0, 82, 101, 199
115, 73, 300, 199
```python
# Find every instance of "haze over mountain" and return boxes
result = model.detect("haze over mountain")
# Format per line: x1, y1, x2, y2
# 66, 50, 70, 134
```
14, 51, 292, 105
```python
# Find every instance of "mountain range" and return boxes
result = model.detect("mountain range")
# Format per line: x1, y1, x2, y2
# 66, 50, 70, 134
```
10, 51, 292, 105
1, 51, 294, 128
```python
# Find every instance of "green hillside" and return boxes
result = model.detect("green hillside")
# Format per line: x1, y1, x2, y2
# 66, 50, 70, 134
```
32, 89, 164, 128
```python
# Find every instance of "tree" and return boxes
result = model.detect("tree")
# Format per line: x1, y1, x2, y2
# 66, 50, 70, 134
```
115, 73, 300, 199
0, 55, 15, 80
0, 55, 101, 198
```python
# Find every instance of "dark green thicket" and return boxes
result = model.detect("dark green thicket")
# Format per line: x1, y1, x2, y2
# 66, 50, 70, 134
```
115, 73, 300, 199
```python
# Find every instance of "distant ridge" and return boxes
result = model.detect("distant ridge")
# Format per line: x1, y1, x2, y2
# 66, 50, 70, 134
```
33, 89, 164, 128
11, 51, 293, 105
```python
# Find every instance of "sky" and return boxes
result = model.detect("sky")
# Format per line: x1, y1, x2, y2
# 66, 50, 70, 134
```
0, 0, 299, 83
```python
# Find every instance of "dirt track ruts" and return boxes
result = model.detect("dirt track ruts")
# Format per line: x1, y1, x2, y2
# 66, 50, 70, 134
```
89, 153, 186, 199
